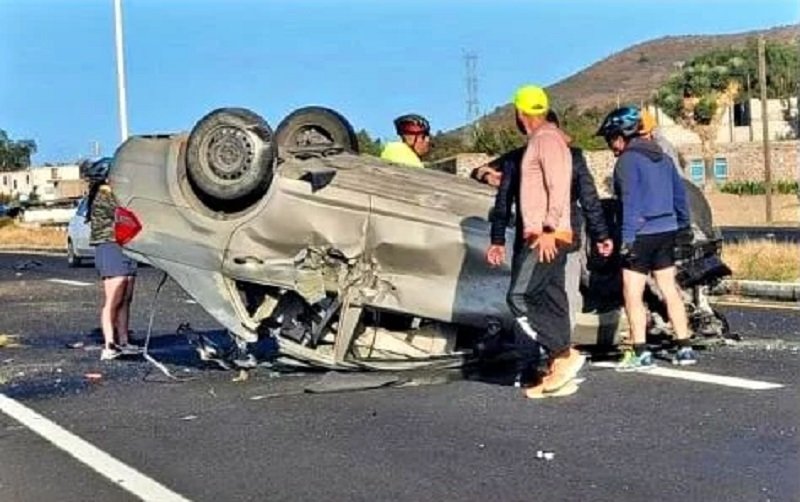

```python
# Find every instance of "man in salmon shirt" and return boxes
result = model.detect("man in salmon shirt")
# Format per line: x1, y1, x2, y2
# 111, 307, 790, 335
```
507, 85, 587, 398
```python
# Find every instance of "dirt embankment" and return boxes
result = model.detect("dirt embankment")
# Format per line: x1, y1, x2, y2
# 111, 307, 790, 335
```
709, 194, 799, 226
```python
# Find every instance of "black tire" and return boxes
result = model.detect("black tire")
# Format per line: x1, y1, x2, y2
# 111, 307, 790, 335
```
683, 179, 713, 237
275, 106, 358, 157
67, 239, 81, 268
186, 108, 275, 203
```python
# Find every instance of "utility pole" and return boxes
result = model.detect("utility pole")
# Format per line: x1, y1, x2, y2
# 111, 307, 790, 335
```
758, 36, 772, 223
746, 73, 754, 142
114, 0, 129, 143
463, 51, 480, 143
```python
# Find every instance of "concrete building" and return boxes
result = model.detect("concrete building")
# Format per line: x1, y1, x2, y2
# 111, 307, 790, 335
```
645, 97, 798, 146
0, 164, 84, 201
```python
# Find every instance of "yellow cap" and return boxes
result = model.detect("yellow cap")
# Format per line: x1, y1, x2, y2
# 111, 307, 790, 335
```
641, 109, 657, 134
512, 85, 549, 116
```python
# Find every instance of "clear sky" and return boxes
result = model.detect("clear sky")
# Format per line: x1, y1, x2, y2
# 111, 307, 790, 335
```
1, 0, 797, 163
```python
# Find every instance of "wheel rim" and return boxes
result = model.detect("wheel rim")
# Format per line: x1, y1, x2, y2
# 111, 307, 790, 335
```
201, 126, 255, 181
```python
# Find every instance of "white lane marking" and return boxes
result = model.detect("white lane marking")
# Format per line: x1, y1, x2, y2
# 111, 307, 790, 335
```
0, 393, 192, 502
47, 278, 92, 287
592, 361, 785, 390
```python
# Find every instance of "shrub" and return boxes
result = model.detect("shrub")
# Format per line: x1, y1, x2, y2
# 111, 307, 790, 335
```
720, 180, 798, 195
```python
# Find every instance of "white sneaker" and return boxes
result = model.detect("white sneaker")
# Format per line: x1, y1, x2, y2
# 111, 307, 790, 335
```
100, 347, 121, 361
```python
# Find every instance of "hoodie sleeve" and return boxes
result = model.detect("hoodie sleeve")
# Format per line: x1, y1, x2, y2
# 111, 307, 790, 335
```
573, 149, 610, 242
490, 161, 517, 245
671, 163, 691, 229
615, 154, 642, 245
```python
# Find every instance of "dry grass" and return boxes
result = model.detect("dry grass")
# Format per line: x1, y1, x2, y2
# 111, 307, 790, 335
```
0, 220, 66, 249
709, 194, 800, 226
722, 240, 800, 283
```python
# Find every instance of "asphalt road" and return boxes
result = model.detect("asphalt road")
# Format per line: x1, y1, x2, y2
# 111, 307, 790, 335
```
0, 252, 798, 502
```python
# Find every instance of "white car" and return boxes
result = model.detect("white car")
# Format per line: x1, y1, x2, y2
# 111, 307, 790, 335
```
66, 197, 94, 267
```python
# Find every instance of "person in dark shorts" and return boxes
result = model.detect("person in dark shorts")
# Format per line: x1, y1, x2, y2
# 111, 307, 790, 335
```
596, 106, 696, 370
83, 158, 139, 361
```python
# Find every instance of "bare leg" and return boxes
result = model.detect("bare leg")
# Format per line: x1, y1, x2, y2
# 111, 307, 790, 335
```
622, 269, 648, 346
652, 266, 690, 340
114, 276, 136, 345
101, 277, 126, 349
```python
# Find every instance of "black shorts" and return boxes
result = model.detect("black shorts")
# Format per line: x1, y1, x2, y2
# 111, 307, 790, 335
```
622, 231, 676, 274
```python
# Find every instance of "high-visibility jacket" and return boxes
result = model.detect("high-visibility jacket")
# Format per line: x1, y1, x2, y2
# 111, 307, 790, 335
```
380, 141, 424, 168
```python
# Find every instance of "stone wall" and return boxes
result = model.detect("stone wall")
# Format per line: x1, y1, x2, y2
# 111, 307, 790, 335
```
584, 140, 799, 192
583, 151, 617, 197
429, 141, 798, 199
427, 153, 493, 178
679, 140, 799, 183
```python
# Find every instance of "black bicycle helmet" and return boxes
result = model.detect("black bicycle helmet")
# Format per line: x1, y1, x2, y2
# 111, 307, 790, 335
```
596, 106, 642, 140
393, 114, 431, 136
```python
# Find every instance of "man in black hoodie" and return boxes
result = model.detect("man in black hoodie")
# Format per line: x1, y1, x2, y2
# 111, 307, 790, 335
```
475, 111, 613, 383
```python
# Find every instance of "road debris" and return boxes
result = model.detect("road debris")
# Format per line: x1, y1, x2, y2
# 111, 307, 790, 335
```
535, 450, 555, 461
84, 372, 103, 382
304, 371, 404, 394
0, 334, 22, 349
180, 415, 198, 421
13, 259, 43, 271
232, 369, 250, 382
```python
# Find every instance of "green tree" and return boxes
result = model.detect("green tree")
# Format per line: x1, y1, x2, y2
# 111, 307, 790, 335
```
557, 105, 611, 151
0, 129, 37, 171
427, 131, 467, 161
355, 129, 383, 157
471, 125, 525, 155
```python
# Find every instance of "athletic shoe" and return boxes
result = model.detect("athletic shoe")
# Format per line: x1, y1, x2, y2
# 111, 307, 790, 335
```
615, 349, 655, 372
672, 346, 698, 366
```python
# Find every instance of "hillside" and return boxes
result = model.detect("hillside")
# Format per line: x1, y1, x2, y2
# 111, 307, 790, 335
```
471, 24, 799, 132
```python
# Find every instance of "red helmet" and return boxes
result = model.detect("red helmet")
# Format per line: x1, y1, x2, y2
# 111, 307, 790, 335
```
394, 114, 431, 136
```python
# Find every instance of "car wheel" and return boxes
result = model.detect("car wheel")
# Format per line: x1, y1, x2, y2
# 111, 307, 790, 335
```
683, 180, 713, 237
275, 106, 358, 158
186, 108, 276, 204
67, 239, 81, 268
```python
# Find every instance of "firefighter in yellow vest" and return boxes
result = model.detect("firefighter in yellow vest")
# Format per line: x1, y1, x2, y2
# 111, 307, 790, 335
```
380, 114, 431, 168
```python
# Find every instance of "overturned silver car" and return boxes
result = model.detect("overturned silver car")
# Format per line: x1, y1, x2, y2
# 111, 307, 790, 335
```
109, 106, 730, 370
